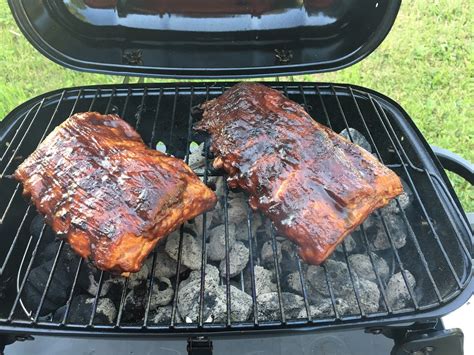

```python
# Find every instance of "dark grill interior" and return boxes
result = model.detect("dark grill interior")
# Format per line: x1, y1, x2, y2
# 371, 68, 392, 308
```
0, 82, 471, 334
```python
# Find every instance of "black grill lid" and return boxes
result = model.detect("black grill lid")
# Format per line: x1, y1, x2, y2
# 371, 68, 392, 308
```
9, 0, 400, 78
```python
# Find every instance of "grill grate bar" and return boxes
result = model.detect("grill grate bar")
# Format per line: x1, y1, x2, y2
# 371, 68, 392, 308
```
115, 277, 129, 327
340, 242, 364, 317
149, 87, 163, 149
170, 226, 185, 326
198, 85, 211, 327
0, 100, 44, 176
61, 257, 83, 325
143, 248, 158, 326
269, 228, 286, 323
223, 182, 232, 326
320, 263, 340, 319
33, 240, 65, 322
134, 87, 147, 130
359, 224, 391, 312
87, 270, 105, 326
425, 172, 472, 259
168, 88, 179, 143
246, 205, 259, 325
0, 100, 46, 226
120, 88, 131, 118
0, 205, 33, 275
105, 88, 116, 115
88, 89, 101, 111
375, 210, 419, 309
296, 257, 311, 321
8, 224, 46, 321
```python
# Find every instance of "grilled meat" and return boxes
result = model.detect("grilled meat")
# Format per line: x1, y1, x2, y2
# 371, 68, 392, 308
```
194, 83, 403, 265
14, 112, 217, 274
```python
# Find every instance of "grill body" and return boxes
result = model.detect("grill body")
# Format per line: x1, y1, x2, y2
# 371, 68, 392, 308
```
0, 82, 471, 337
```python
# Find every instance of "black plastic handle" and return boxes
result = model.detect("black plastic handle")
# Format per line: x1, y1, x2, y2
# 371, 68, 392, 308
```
431, 146, 474, 230
431, 146, 474, 186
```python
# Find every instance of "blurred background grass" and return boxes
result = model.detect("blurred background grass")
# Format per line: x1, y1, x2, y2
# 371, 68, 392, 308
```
0, 1, 472, 210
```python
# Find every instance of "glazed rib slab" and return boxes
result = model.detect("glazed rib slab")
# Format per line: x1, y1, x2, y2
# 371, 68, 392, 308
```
14, 112, 217, 274
195, 83, 403, 265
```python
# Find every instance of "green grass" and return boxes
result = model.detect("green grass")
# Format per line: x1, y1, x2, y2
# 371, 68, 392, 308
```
0, 1, 472, 210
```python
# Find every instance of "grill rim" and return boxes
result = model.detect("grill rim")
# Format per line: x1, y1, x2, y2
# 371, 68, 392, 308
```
0, 81, 472, 336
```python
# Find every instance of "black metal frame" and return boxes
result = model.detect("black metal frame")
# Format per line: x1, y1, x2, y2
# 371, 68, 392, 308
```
0, 82, 472, 340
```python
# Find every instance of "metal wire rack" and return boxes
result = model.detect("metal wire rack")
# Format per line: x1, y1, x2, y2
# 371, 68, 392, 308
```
0, 82, 471, 335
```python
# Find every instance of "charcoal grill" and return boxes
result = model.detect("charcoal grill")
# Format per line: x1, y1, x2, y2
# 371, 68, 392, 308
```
1, 1, 472, 354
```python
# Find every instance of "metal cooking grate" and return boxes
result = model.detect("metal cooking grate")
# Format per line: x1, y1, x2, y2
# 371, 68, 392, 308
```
0, 82, 471, 335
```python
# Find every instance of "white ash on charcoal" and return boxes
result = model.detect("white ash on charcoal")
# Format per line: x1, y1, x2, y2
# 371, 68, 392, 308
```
122, 286, 147, 322
219, 241, 249, 277
23, 242, 78, 316
207, 224, 236, 261
297, 298, 350, 319
214, 196, 249, 227
179, 264, 220, 290
386, 271, 417, 310
150, 305, 182, 324
339, 128, 372, 153
165, 230, 202, 270
186, 213, 213, 237
261, 240, 282, 266
257, 292, 304, 321
334, 233, 359, 255
235, 212, 262, 241
306, 260, 354, 298
350, 278, 381, 314
285, 271, 307, 296
348, 253, 390, 282
187, 142, 206, 173
277, 239, 300, 275
127, 260, 152, 289
53, 295, 116, 324
177, 265, 252, 323
78, 264, 117, 298
152, 244, 181, 279
287, 270, 338, 305
368, 211, 408, 251
382, 179, 413, 214
148, 277, 174, 309
244, 265, 277, 296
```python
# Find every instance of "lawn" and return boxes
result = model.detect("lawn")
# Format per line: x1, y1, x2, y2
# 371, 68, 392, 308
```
0, 1, 472, 211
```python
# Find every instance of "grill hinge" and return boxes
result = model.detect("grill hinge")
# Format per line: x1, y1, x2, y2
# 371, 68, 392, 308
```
187, 336, 213, 355
367, 320, 464, 355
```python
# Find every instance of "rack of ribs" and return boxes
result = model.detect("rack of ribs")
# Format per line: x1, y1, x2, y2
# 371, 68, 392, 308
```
14, 112, 217, 274
194, 83, 403, 265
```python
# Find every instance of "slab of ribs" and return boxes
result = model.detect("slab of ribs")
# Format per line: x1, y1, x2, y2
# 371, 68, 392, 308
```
195, 82, 403, 265
14, 112, 217, 274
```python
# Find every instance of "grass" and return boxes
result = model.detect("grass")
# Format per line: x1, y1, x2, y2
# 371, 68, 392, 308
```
0, 1, 472, 210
